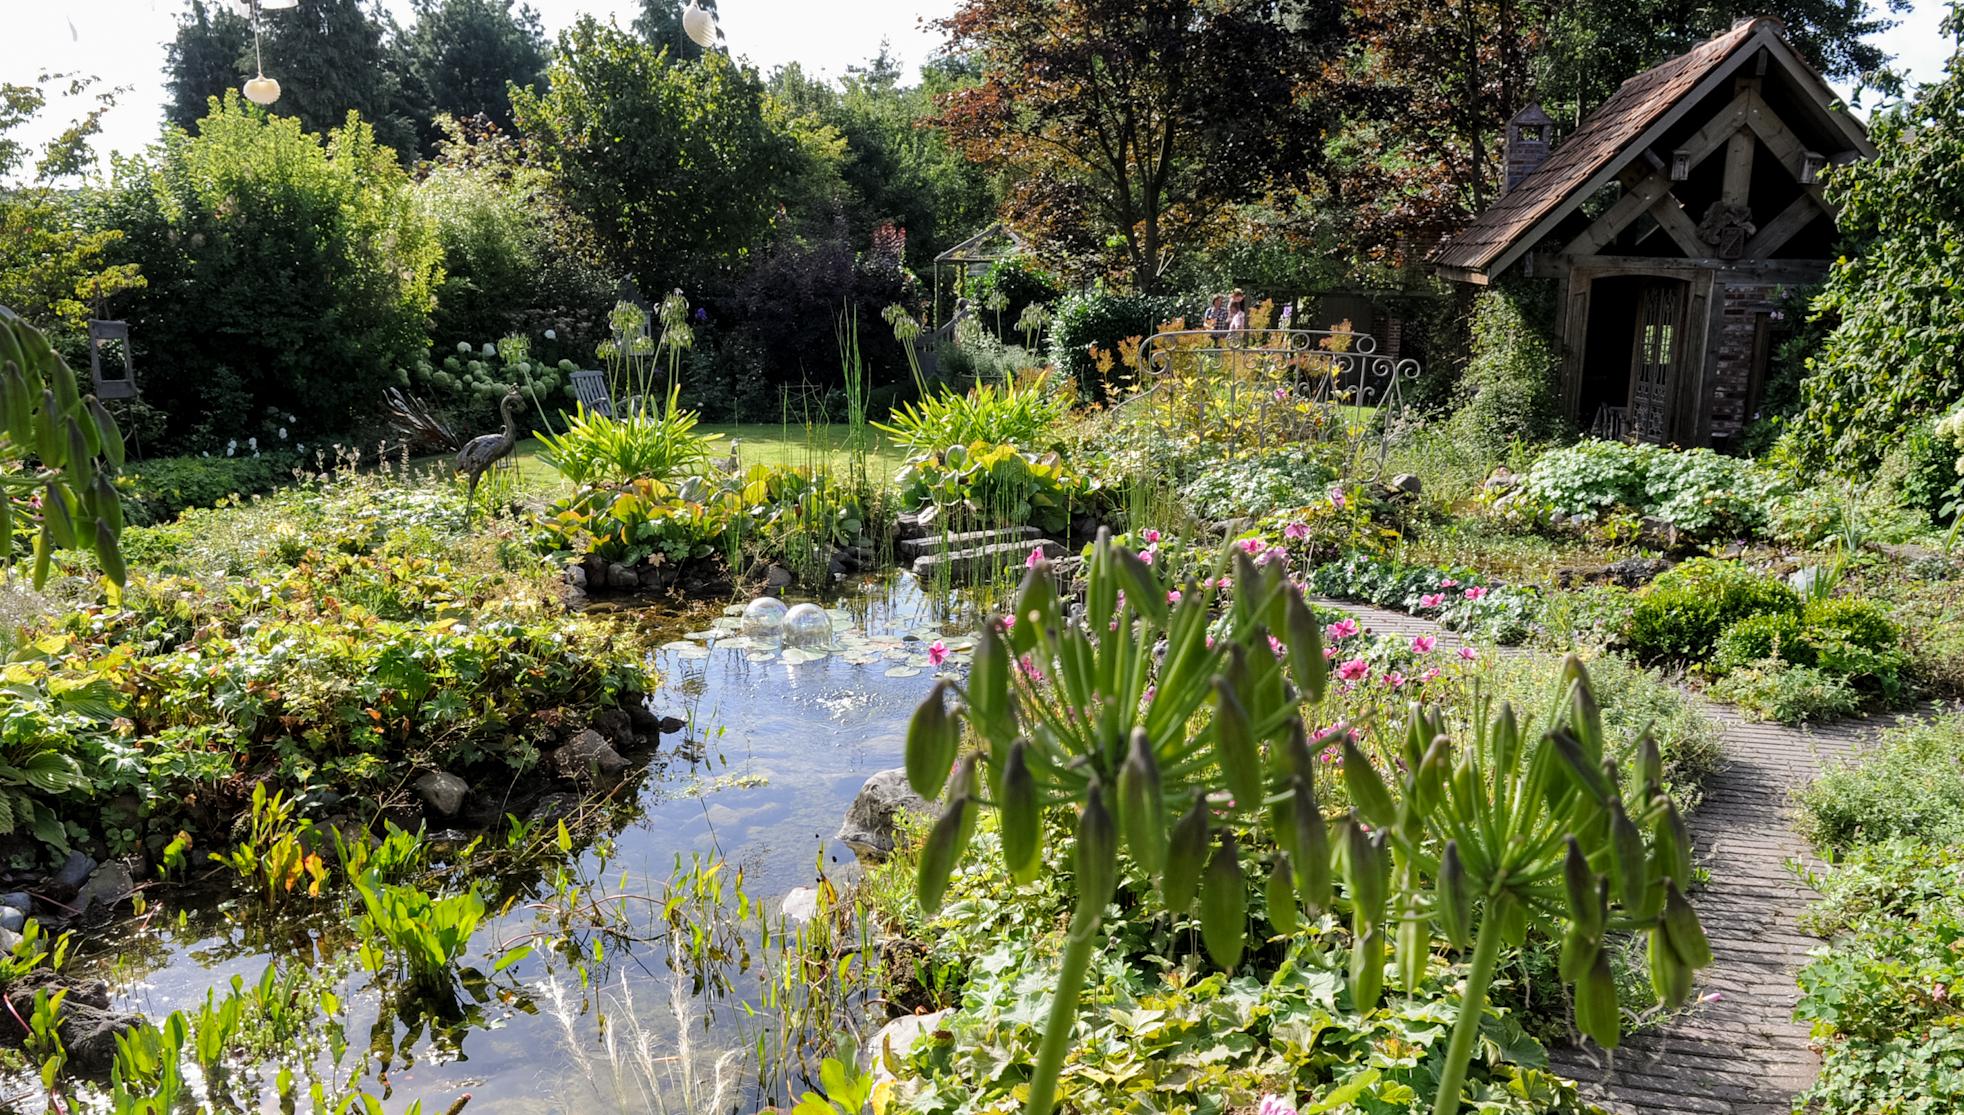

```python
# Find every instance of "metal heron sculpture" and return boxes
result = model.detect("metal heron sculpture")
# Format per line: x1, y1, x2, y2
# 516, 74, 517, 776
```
456, 387, 523, 516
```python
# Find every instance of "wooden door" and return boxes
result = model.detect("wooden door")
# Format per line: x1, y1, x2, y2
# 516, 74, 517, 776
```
1627, 280, 1687, 443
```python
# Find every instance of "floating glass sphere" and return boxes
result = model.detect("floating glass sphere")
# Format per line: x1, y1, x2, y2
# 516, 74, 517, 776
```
781, 603, 833, 648
741, 596, 788, 638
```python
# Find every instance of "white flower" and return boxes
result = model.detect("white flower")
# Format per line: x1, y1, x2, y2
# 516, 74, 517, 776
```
543, 328, 557, 340
297, 443, 306, 452
457, 342, 472, 354
277, 427, 288, 440
482, 342, 496, 357
227, 438, 237, 450
248, 437, 258, 450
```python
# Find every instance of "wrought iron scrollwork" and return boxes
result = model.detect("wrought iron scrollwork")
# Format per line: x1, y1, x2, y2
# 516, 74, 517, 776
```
1130, 328, 1422, 482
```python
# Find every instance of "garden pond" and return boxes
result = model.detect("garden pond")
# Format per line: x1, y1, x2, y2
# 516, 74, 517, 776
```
49, 574, 975, 1114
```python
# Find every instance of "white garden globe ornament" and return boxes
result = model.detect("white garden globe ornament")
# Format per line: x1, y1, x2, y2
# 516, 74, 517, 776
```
243, 76, 281, 105
781, 603, 833, 649
741, 596, 788, 638
681, 2, 718, 49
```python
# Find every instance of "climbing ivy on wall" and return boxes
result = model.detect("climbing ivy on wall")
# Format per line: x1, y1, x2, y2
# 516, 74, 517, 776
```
1448, 279, 1568, 459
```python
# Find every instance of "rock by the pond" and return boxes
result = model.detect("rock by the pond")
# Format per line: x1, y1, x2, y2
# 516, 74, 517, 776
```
868, 1009, 949, 1085
1482, 466, 1518, 494
1603, 556, 1673, 588
528, 792, 583, 825
765, 563, 794, 589
839, 769, 931, 863
75, 861, 134, 913
51, 850, 95, 893
1389, 473, 1423, 495
0, 907, 24, 934
623, 699, 665, 734
554, 728, 629, 781
781, 885, 823, 925
7, 973, 142, 1074
413, 771, 469, 817
590, 707, 634, 748
606, 562, 639, 591
0, 892, 31, 913
0, 926, 18, 953
656, 715, 686, 736
565, 562, 588, 590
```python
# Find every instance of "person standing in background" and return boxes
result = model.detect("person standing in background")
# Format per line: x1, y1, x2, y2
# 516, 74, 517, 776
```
1202, 293, 1227, 334
1227, 289, 1248, 332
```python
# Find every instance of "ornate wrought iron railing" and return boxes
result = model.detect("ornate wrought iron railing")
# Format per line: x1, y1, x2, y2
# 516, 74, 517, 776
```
1128, 328, 1422, 481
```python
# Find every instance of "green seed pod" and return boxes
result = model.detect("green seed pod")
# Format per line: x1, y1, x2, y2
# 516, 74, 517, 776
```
91, 471, 121, 535
1267, 851, 1298, 936
1413, 737, 1449, 819
1162, 797, 1210, 915
1111, 543, 1165, 626
1, 365, 28, 448
86, 398, 124, 469
64, 417, 93, 494
1493, 889, 1529, 947
1566, 655, 1604, 758
967, 622, 1010, 734
1661, 880, 1712, 969
1638, 734, 1664, 797
1292, 773, 1331, 911
1010, 560, 1058, 654
1648, 925, 1693, 1008
1118, 728, 1165, 876
43, 483, 75, 550
1282, 588, 1327, 704
916, 758, 977, 914
34, 390, 60, 466
1558, 923, 1598, 984
1655, 800, 1693, 887
49, 352, 78, 416
1564, 836, 1603, 935
1397, 906, 1426, 994
1436, 840, 1472, 949
1574, 943, 1621, 1049
1340, 734, 1396, 829
1343, 813, 1387, 929
1607, 798, 1647, 911
1210, 678, 1262, 811
1199, 829, 1246, 969
0, 491, 12, 566
94, 519, 125, 587
905, 680, 959, 799
1492, 704, 1522, 778
997, 739, 1041, 884
1348, 924, 1385, 1013
1073, 777, 1118, 932
30, 527, 51, 590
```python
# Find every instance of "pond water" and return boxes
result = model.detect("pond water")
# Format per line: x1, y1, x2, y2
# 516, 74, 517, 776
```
81, 573, 974, 1114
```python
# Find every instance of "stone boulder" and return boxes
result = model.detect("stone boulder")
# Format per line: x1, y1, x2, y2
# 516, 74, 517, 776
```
554, 728, 629, 781
839, 769, 932, 863
867, 1009, 950, 1091
75, 862, 134, 913
413, 771, 469, 817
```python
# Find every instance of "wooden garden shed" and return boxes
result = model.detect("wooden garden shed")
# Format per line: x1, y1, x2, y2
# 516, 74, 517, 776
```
1431, 17, 1875, 448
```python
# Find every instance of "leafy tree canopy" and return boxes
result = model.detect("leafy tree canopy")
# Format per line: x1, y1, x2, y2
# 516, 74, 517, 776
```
398, 0, 548, 149
634, 0, 718, 62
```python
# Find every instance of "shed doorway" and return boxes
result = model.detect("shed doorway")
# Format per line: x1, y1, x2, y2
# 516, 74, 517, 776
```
1579, 274, 1691, 443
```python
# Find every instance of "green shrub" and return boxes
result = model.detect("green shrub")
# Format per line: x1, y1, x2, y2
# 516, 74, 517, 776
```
1522, 440, 1779, 538
873, 374, 1070, 453
1046, 287, 1184, 390
1180, 446, 1336, 521
1792, 840, 1964, 1115
1708, 660, 1863, 724
1624, 558, 1800, 661
1520, 439, 1647, 520
1448, 284, 1565, 459
1798, 716, 1964, 853
1804, 598, 1899, 654
1713, 611, 1812, 673
534, 392, 718, 487
124, 453, 300, 525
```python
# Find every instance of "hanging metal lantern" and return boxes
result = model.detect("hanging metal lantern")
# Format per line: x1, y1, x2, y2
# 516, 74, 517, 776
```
681, 2, 718, 49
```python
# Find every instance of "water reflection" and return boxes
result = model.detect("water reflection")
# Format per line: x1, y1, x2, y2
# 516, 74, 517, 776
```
77, 574, 967, 1113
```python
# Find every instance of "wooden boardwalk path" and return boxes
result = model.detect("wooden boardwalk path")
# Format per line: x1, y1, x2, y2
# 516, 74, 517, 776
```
1313, 598, 1899, 1114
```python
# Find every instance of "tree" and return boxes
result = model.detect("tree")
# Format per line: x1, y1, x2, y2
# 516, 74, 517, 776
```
163, 0, 419, 156
93, 94, 442, 447
633, 0, 717, 62
398, 0, 548, 148
0, 77, 145, 340
162, 0, 253, 132
512, 18, 793, 294
1789, 11, 1964, 469
934, 0, 1332, 290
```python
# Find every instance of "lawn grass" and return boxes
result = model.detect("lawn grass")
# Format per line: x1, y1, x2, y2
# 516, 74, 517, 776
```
510, 422, 909, 488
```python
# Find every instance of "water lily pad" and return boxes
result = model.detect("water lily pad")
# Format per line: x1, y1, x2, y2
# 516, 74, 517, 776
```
682, 630, 724, 642
671, 646, 711, 661
781, 647, 829, 665
660, 640, 701, 653
883, 665, 922, 678
744, 651, 776, 664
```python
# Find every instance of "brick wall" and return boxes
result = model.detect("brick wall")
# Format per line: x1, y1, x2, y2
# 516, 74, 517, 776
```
1707, 280, 1781, 442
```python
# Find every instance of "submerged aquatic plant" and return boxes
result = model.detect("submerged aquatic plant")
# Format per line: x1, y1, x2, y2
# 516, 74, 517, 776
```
904, 532, 1713, 1115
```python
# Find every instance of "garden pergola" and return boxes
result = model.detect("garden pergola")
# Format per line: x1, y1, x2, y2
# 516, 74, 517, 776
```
932, 222, 1024, 327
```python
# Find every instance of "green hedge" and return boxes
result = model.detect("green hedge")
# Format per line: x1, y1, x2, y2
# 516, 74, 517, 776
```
1448, 282, 1566, 458
123, 454, 300, 526
1047, 288, 1185, 391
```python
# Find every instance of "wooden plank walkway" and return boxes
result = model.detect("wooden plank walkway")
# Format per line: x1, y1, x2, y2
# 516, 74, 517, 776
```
1312, 598, 1901, 1114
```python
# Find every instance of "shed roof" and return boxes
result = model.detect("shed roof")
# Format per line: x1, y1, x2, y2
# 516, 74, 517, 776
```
1431, 17, 1870, 282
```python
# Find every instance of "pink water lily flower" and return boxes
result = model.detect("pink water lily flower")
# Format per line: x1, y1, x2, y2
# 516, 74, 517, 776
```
1411, 634, 1437, 654
927, 640, 948, 667
1325, 618, 1359, 641
1335, 657, 1369, 681
1283, 520, 1309, 540
1419, 592, 1445, 609
1458, 646, 1479, 661
1464, 585, 1488, 601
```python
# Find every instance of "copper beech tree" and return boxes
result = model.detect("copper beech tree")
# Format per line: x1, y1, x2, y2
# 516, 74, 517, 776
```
933, 0, 1332, 290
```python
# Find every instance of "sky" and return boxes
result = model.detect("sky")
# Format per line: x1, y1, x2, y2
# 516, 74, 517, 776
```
2, 0, 1957, 177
